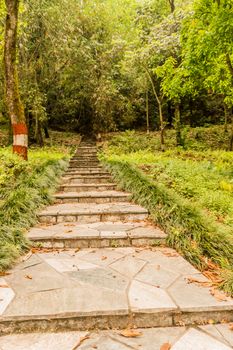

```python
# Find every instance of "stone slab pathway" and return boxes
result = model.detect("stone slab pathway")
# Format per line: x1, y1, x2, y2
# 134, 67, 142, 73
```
0, 325, 232, 349
0, 140, 233, 348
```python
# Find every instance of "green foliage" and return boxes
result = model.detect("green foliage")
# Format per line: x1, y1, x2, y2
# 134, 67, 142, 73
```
101, 130, 233, 294
0, 148, 69, 270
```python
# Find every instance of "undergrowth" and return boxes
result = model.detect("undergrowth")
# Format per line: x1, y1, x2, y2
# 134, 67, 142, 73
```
0, 148, 69, 270
101, 131, 233, 295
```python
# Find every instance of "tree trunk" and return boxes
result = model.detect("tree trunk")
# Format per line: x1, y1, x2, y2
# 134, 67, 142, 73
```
143, 66, 165, 147
174, 102, 182, 146
43, 124, 50, 138
224, 103, 228, 133
4, 0, 28, 160
168, 0, 175, 13
146, 90, 150, 134
229, 113, 233, 151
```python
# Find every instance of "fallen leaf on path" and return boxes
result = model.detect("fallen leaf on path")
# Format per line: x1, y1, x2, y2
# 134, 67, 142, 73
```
75, 248, 80, 253
160, 343, 171, 350
229, 324, 233, 331
22, 251, 32, 262
208, 319, 215, 325
65, 230, 73, 233
101, 256, 107, 260
210, 288, 228, 302
0, 272, 11, 277
186, 277, 211, 287
24, 275, 33, 280
72, 335, 90, 349
120, 329, 143, 338
0, 284, 9, 288
162, 251, 179, 257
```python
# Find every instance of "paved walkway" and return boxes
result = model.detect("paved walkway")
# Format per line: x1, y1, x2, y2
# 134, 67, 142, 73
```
0, 141, 232, 349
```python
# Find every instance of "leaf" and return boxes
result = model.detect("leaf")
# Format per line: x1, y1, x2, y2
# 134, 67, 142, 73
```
65, 230, 73, 233
210, 288, 228, 302
101, 256, 107, 260
72, 335, 90, 349
0, 284, 9, 288
25, 275, 33, 280
120, 329, 143, 338
0, 272, 11, 277
229, 324, 233, 331
162, 250, 179, 257
22, 251, 33, 262
160, 343, 171, 350
186, 277, 211, 287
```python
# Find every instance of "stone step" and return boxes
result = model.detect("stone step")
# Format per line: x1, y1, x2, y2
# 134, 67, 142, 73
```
67, 166, 104, 172
62, 175, 112, 184
69, 161, 100, 166
54, 190, 130, 204
38, 202, 148, 224
1, 325, 233, 349
28, 221, 167, 248
77, 146, 97, 150
75, 152, 97, 156
60, 183, 117, 192
65, 171, 110, 176
71, 157, 98, 161
1, 247, 232, 335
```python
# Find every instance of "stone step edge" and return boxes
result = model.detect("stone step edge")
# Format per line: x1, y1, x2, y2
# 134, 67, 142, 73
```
39, 212, 148, 224
29, 235, 166, 249
53, 192, 130, 198
60, 183, 117, 188
0, 309, 232, 335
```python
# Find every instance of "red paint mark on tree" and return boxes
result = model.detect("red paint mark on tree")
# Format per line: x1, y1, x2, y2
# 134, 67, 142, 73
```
13, 145, 28, 160
12, 123, 28, 135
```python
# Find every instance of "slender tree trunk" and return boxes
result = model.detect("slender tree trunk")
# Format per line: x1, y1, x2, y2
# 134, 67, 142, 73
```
143, 66, 165, 146
226, 53, 233, 77
4, 0, 28, 160
168, 0, 175, 13
229, 113, 233, 151
43, 124, 50, 138
224, 103, 228, 133
146, 90, 150, 134
174, 102, 182, 146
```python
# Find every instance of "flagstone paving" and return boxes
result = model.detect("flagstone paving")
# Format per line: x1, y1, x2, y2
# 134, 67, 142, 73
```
0, 140, 233, 348
0, 325, 232, 349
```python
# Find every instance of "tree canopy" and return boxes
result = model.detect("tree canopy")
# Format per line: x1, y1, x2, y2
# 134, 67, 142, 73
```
0, 0, 233, 147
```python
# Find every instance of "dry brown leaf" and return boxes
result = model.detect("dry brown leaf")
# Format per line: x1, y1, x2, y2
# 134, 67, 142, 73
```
25, 275, 33, 280
162, 251, 179, 257
65, 230, 73, 233
160, 343, 171, 350
210, 288, 228, 302
0, 272, 11, 277
72, 335, 90, 349
75, 248, 80, 253
208, 319, 215, 325
120, 329, 143, 338
101, 256, 107, 261
22, 251, 32, 262
229, 324, 233, 331
0, 284, 9, 288
186, 277, 211, 287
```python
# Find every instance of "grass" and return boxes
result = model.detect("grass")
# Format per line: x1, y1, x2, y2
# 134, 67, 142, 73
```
0, 147, 70, 271
100, 128, 233, 295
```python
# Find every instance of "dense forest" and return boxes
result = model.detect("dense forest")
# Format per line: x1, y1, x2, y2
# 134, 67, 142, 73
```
0, 0, 232, 150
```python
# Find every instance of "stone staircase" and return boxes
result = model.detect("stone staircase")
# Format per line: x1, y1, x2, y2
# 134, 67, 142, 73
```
0, 140, 232, 349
